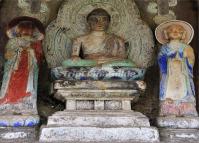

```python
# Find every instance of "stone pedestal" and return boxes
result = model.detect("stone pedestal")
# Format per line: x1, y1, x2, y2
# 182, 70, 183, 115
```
0, 127, 37, 143
157, 117, 199, 129
157, 117, 199, 142
0, 115, 39, 142
40, 80, 159, 142
0, 115, 39, 127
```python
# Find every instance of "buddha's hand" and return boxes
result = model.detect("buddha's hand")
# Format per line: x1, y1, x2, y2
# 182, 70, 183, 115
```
5, 51, 15, 60
71, 56, 81, 61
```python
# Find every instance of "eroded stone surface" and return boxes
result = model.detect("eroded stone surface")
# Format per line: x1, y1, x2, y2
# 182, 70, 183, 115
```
157, 117, 199, 129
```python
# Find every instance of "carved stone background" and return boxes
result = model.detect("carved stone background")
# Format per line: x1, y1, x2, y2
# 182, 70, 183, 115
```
0, 0, 197, 125
43, 0, 155, 68
18, 0, 50, 25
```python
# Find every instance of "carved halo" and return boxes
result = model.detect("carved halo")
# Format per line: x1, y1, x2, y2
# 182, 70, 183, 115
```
6, 16, 45, 40
155, 20, 194, 44
56, 0, 140, 40
44, 0, 154, 68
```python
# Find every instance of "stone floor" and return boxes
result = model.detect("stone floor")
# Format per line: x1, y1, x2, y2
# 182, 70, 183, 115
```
1, 127, 199, 143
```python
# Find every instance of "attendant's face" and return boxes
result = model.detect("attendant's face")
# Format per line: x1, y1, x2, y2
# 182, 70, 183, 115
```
166, 25, 185, 40
19, 28, 34, 37
88, 15, 110, 31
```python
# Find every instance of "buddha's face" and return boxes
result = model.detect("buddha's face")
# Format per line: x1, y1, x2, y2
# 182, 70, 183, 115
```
166, 24, 185, 40
87, 9, 110, 32
88, 15, 109, 31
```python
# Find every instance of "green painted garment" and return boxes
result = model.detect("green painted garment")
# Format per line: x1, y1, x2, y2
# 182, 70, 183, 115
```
62, 59, 97, 67
102, 60, 136, 67
62, 59, 136, 68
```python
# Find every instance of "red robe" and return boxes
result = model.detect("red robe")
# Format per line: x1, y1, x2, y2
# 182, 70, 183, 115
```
0, 41, 42, 104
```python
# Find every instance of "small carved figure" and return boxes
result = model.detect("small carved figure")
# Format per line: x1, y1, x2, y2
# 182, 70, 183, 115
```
155, 20, 198, 117
62, 8, 135, 67
0, 16, 44, 114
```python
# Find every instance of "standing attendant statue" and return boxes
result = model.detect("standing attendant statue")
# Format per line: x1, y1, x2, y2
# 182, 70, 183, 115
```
155, 20, 198, 117
0, 16, 44, 117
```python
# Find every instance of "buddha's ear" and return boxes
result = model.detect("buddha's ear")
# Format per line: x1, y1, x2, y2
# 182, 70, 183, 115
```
163, 30, 169, 40
181, 31, 186, 40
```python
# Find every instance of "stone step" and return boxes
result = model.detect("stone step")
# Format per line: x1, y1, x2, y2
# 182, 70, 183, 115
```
47, 110, 150, 127
159, 128, 199, 143
39, 126, 159, 143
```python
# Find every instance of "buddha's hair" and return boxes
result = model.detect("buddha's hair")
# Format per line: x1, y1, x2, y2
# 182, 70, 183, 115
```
87, 8, 111, 22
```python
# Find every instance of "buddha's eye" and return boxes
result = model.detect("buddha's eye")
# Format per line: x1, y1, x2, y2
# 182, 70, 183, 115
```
103, 17, 108, 21
89, 17, 98, 23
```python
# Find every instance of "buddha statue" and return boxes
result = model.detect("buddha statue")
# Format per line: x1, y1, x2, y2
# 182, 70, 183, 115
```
62, 8, 135, 68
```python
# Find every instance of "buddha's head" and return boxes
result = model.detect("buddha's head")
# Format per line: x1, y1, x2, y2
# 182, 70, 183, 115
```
87, 8, 111, 32
164, 24, 186, 41
17, 21, 35, 37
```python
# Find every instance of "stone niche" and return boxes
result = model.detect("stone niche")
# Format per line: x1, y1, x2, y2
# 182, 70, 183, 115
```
40, 0, 159, 142
43, 0, 155, 69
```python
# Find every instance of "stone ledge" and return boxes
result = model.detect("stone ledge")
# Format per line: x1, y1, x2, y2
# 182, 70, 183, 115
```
55, 89, 139, 102
39, 126, 159, 143
156, 117, 199, 129
54, 80, 146, 91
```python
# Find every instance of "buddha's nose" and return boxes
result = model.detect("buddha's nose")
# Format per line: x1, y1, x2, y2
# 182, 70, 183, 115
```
97, 18, 104, 24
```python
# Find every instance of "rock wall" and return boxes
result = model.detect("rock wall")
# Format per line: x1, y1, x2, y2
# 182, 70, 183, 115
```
0, 0, 197, 123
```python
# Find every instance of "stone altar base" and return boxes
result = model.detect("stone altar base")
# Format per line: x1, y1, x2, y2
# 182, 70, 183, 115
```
40, 80, 159, 142
40, 110, 159, 143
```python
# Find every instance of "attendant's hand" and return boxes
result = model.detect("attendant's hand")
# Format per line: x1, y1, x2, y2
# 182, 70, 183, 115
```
184, 47, 195, 66
165, 98, 174, 104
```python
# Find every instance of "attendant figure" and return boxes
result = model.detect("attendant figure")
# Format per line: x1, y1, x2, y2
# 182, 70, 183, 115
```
155, 20, 198, 117
0, 16, 44, 114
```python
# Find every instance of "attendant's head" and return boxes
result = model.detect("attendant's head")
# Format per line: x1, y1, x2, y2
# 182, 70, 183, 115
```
87, 8, 111, 31
7, 16, 45, 40
164, 24, 186, 41
17, 21, 35, 37
155, 20, 194, 44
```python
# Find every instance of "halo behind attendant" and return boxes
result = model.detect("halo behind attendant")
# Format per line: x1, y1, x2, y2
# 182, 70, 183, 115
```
155, 20, 194, 44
